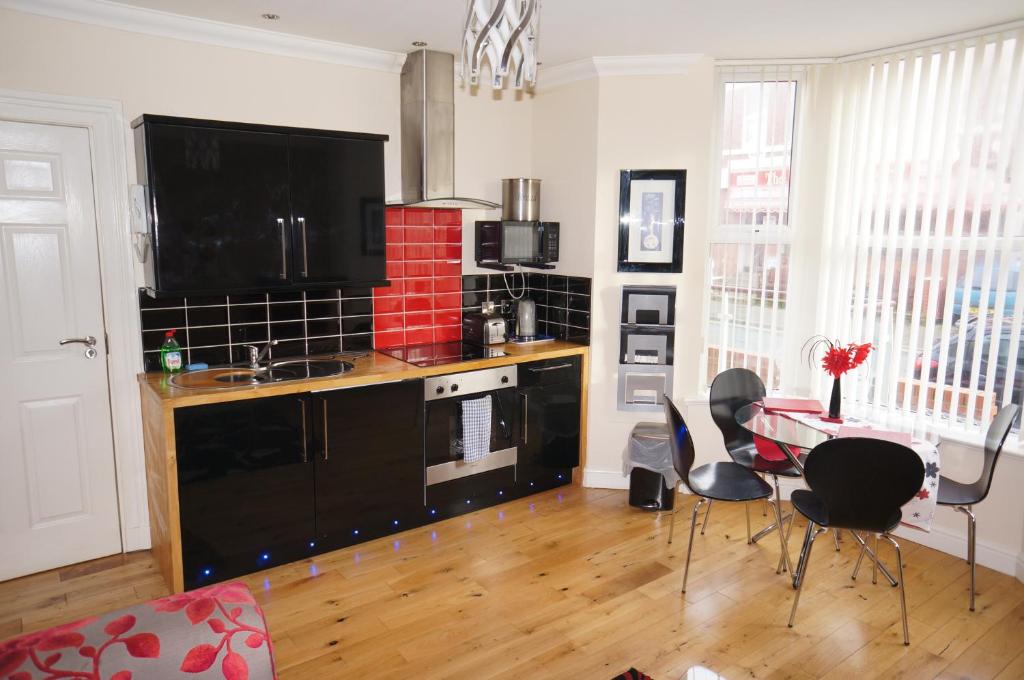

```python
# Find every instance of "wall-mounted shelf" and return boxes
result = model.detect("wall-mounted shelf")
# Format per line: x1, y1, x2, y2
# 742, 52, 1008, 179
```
617, 285, 677, 412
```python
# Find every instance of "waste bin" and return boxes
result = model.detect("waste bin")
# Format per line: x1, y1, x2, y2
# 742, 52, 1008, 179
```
623, 422, 679, 511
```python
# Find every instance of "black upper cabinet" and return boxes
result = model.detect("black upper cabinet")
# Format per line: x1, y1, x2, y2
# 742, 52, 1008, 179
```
134, 115, 388, 295
142, 124, 292, 293
290, 135, 386, 286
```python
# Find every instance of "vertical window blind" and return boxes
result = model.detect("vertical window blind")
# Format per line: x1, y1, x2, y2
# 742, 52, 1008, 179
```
701, 65, 802, 391
818, 28, 1024, 442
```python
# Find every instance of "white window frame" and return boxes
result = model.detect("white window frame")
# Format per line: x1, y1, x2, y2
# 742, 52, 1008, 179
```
700, 65, 809, 393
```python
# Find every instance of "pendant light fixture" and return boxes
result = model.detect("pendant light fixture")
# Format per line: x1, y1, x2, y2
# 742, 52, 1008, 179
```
459, 0, 541, 89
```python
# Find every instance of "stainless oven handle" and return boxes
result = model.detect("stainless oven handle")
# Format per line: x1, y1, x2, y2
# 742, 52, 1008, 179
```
322, 399, 329, 461
299, 399, 308, 464
520, 391, 528, 445
528, 363, 573, 372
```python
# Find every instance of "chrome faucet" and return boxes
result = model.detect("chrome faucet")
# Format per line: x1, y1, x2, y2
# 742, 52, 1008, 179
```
243, 340, 278, 369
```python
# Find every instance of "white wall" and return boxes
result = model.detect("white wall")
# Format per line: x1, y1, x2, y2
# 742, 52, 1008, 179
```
582, 62, 717, 486
529, 78, 600, 277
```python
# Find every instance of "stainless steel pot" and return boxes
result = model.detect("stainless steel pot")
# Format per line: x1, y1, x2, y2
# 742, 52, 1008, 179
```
502, 178, 541, 222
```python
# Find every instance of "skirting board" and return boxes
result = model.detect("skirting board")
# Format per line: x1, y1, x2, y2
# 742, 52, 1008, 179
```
582, 468, 631, 490
584, 468, 1022, 581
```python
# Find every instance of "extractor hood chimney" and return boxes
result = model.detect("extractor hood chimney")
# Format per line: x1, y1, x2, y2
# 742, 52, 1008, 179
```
399, 49, 500, 210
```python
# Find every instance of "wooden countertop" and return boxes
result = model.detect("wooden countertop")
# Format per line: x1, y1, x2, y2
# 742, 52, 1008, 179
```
139, 340, 589, 409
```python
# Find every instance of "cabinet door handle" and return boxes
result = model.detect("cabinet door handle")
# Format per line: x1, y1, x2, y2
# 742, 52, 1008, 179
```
321, 399, 329, 461
297, 217, 309, 278
528, 363, 573, 373
299, 399, 308, 464
277, 218, 288, 280
520, 392, 528, 445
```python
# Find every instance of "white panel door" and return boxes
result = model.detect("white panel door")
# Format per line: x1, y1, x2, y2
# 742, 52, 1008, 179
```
0, 120, 121, 580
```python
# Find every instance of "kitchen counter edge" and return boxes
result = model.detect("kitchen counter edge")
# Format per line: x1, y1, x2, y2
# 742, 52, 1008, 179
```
138, 341, 589, 409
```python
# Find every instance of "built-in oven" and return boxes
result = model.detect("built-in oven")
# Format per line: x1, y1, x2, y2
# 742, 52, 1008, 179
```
423, 365, 519, 489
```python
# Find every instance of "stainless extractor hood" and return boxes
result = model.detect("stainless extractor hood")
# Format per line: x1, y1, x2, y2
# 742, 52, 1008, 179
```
398, 49, 500, 210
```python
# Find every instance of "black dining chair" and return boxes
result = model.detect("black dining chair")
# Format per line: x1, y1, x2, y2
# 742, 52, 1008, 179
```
937, 403, 1020, 611
709, 368, 804, 571
787, 437, 924, 645
664, 397, 788, 593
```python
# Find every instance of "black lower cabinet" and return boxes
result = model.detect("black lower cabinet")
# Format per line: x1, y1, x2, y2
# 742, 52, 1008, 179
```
175, 396, 315, 589
174, 362, 583, 587
313, 380, 424, 549
515, 357, 582, 496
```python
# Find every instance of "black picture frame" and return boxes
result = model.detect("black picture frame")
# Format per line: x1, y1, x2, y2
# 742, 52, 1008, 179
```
617, 169, 686, 273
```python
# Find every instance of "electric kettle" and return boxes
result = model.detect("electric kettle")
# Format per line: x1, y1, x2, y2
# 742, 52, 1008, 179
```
516, 298, 537, 339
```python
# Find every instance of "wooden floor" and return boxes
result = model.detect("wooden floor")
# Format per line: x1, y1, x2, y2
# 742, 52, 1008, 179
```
2, 487, 1024, 679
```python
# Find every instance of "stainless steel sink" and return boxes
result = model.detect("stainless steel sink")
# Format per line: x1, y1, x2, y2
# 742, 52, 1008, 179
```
268, 359, 354, 379
169, 357, 355, 389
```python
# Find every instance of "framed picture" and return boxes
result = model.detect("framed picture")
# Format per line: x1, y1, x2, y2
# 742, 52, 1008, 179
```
617, 169, 686, 273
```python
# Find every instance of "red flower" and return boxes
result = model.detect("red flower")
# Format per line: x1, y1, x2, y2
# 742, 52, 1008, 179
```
849, 342, 873, 368
815, 339, 873, 378
821, 346, 852, 378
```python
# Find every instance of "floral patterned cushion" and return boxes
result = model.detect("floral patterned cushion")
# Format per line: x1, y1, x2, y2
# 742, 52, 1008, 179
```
0, 582, 276, 680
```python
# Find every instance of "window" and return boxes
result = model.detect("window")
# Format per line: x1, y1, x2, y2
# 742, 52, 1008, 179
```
702, 66, 801, 390
818, 28, 1024, 441
704, 30, 1023, 444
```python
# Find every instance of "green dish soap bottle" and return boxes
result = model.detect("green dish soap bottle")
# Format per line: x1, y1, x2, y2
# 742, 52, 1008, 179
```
160, 329, 183, 374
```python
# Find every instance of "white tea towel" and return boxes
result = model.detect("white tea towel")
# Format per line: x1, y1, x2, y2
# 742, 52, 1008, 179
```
461, 396, 492, 463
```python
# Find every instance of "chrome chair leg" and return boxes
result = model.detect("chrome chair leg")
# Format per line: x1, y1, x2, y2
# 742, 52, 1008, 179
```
771, 490, 792, 575
789, 521, 822, 626
872, 533, 878, 585
848, 531, 898, 586
851, 532, 867, 580
955, 505, 977, 611
745, 502, 752, 544
880, 533, 910, 645
682, 498, 705, 593
700, 499, 713, 535
667, 483, 680, 545
833, 528, 842, 552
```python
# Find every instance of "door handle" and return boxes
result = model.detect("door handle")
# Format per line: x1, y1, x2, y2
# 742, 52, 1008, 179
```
297, 217, 309, 278
60, 335, 99, 358
277, 218, 287, 280
528, 363, 573, 373
520, 392, 528, 445
299, 399, 308, 464
59, 336, 97, 347
321, 399, 329, 461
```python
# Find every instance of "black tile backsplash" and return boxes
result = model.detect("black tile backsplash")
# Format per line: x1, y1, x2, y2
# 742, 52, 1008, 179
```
461, 274, 591, 344
138, 288, 375, 372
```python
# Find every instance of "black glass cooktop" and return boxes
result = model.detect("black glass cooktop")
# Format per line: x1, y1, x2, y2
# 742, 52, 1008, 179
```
378, 342, 506, 368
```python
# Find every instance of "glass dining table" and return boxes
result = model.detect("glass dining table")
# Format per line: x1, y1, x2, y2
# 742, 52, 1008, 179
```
733, 401, 904, 588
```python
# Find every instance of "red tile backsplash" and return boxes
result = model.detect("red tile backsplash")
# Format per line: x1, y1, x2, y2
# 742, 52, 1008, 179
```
406, 328, 435, 345
404, 226, 433, 243
433, 209, 462, 226
403, 208, 435, 226
404, 261, 434, 278
373, 208, 463, 349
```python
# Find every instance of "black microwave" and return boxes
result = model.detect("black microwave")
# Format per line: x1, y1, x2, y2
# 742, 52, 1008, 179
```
475, 220, 559, 266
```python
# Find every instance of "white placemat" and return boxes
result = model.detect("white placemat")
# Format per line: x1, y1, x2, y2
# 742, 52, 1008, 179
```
784, 411, 940, 532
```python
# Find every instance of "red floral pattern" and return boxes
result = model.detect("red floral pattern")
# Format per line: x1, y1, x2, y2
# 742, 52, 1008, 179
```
0, 582, 275, 680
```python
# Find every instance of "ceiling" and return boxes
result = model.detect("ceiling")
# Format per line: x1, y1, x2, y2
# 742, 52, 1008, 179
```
97, 0, 1022, 64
